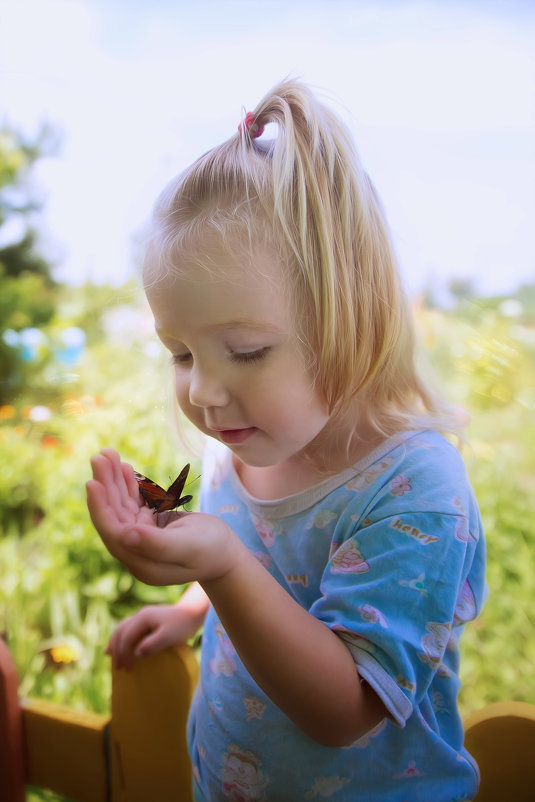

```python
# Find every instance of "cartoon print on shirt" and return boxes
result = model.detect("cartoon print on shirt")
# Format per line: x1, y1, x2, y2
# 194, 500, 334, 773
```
305, 509, 338, 529
208, 695, 224, 715
431, 690, 450, 715
218, 504, 239, 515
452, 498, 478, 542
454, 516, 476, 543
396, 675, 416, 694
447, 628, 459, 651
243, 696, 266, 721
210, 622, 238, 677
399, 573, 428, 596
250, 513, 286, 548
390, 474, 412, 496
330, 539, 370, 574
221, 743, 268, 801
351, 515, 374, 528
436, 663, 453, 679
345, 458, 394, 492
287, 573, 309, 587
393, 760, 425, 779
452, 496, 467, 515
418, 622, 452, 671
304, 775, 351, 798
390, 517, 439, 545
359, 603, 389, 628
453, 579, 477, 625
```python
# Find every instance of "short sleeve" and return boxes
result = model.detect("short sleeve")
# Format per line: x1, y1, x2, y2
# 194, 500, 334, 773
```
310, 503, 484, 727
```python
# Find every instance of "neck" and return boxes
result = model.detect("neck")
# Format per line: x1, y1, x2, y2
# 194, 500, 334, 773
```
234, 427, 386, 501
234, 456, 326, 500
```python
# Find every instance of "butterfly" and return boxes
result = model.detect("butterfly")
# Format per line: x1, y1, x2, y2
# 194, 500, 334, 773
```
134, 463, 193, 512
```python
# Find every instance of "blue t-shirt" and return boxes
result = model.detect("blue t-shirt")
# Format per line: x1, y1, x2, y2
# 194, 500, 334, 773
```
188, 430, 486, 801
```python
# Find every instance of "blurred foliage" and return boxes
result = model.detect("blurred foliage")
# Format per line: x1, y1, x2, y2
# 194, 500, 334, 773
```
416, 297, 535, 714
0, 123, 60, 403
0, 276, 534, 802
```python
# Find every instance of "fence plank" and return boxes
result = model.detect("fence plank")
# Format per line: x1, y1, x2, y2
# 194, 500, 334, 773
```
22, 697, 109, 801
109, 645, 199, 802
464, 701, 535, 801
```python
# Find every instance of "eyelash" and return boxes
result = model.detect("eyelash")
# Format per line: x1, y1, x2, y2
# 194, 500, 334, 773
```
171, 347, 270, 367
229, 347, 270, 364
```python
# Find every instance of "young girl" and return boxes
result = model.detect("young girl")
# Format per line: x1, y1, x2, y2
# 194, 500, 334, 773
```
87, 79, 486, 801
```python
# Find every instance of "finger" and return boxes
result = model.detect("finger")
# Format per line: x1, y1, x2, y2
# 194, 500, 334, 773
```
89, 453, 123, 515
122, 461, 145, 509
90, 452, 139, 525
86, 478, 117, 539
109, 615, 149, 670
90, 451, 113, 487
106, 625, 127, 670
135, 628, 172, 658
101, 448, 139, 516
86, 479, 146, 560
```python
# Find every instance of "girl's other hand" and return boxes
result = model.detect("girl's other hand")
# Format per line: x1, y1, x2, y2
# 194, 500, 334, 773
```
106, 604, 198, 671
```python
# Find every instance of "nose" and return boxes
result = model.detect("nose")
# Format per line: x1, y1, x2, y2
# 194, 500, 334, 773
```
188, 363, 230, 408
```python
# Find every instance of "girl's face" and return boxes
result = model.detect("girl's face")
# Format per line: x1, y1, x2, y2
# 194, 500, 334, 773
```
145, 241, 330, 471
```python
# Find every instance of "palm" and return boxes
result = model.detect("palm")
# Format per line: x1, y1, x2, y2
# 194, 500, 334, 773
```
87, 448, 241, 587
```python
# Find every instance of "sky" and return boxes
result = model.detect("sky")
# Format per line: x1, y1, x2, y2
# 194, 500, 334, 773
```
0, 0, 534, 298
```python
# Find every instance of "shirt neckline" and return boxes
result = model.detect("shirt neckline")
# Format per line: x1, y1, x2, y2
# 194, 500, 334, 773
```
227, 429, 426, 518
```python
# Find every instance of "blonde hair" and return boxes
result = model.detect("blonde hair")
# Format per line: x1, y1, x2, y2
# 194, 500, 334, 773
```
144, 78, 462, 442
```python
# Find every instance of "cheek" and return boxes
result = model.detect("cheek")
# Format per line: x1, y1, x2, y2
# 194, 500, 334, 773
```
254, 376, 329, 432
174, 371, 188, 407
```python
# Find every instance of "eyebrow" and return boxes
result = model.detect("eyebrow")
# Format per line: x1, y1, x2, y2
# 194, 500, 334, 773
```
207, 319, 285, 335
155, 319, 286, 342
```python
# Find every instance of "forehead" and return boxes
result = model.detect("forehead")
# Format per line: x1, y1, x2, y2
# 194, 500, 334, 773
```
145, 239, 292, 335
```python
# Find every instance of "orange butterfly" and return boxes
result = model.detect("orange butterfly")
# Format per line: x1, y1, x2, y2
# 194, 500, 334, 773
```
134, 463, 193, 512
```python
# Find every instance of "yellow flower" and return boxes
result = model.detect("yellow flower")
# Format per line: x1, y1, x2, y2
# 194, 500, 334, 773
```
49, 644, 81, 664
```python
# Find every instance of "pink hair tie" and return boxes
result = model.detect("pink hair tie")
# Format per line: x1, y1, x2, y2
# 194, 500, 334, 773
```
238, 111, 264, 139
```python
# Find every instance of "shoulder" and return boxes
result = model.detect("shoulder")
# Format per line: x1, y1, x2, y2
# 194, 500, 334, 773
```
347, 431, 467, 495
382, 431, 470, 499
343, 430, 481, 530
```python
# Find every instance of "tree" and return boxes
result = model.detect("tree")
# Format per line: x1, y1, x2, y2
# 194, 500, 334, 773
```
0, 124, 60, 403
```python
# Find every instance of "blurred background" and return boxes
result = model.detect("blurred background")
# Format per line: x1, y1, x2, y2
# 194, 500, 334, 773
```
0, 2, 534, 798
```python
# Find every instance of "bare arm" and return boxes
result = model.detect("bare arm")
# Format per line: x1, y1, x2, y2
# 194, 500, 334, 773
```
202, 545, 386, 747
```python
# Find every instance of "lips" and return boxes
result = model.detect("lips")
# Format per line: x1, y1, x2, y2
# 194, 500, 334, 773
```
214, 427, 257, 444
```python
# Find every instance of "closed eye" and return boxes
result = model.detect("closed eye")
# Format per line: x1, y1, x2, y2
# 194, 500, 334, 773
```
229, 347, 271, 365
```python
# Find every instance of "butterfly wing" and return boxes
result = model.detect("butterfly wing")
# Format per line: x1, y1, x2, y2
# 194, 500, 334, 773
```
164, 463, 193, 511
134, 472, 169, 511
134, 463, 192, 512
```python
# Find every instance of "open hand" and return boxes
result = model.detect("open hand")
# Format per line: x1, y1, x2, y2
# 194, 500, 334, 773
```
86, 448, 242, 586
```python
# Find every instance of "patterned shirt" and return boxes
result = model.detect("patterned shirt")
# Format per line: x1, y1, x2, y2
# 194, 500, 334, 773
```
188, 430, 486, 801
